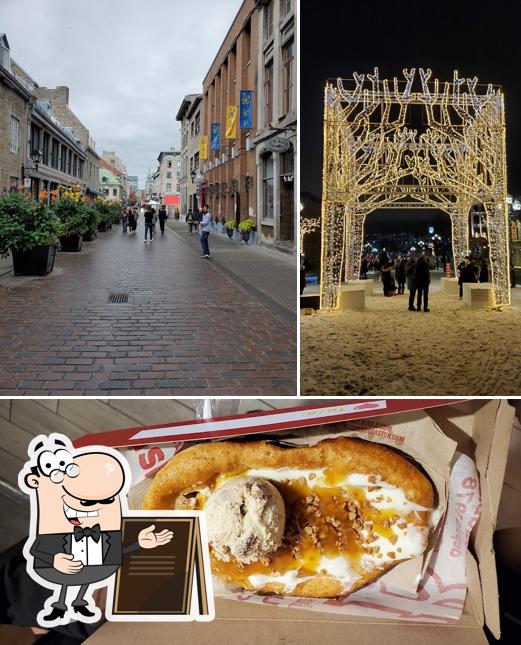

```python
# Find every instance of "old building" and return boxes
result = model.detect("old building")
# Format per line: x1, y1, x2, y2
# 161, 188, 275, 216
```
35, 85, 102, 200
99, 167, 123, 201
0, 34, 32, 192
254, 0, 297, 251
201, 0, 258, 229
100, 151, 128, 200
176, 93, 202, 215
151, 150, 181, 212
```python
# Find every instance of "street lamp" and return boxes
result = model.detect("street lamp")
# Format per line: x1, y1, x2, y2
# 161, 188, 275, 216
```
31, 149, 43, 173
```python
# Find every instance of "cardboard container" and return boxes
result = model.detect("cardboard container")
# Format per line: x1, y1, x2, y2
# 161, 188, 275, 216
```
80, 399, 514, 644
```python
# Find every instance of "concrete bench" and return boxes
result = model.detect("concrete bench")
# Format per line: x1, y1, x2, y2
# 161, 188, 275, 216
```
347, 279, 373, 295
463, 282, 494, 307
441, 277, 459, 295
338, 285, 365, 311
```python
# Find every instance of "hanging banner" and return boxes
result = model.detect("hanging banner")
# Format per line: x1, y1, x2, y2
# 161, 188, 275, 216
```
225, 105, 238, 139
199, 135, 208, 161
210, 123, 221, 151
239, 90, 253, 128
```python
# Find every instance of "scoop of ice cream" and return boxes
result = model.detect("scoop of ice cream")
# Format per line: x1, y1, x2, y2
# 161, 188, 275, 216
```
205, 477, 285, 564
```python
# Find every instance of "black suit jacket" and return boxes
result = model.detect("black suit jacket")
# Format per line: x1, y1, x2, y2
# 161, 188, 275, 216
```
29, 531, 138, 569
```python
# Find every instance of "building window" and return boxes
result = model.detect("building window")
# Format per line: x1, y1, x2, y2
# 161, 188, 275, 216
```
194, 112, 200, 136
112, 188, 117, 196
264, 1, 273, 41
243, 18, 251, 62
30, 124, 40, 155
166, 183, 172, 192
102, 176, 107, 183
264, 60, 273, 126
280, 0, 292, 19
262, 154, 274, 219
168, 161, 172, 168
194, 152, 199, 168
167, 171, 172, 178
42, 133, 50, 165
60, 146, 67, 173
9, 116, 19, 153
282, 39, 294, 115
67, 149, 72, 175
51, 140, 59, 168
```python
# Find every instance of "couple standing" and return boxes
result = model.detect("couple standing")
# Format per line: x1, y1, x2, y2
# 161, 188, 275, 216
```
406, 255, 431, 312
144, 205, 168, 243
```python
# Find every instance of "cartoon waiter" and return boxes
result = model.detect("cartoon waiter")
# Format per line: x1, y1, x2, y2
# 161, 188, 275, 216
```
18, 433, 173, 626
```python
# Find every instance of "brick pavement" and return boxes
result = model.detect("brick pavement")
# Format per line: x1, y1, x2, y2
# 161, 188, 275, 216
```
0, 222, 296, 395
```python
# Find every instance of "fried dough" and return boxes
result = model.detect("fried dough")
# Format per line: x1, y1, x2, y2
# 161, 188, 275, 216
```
144, 437, 434, 597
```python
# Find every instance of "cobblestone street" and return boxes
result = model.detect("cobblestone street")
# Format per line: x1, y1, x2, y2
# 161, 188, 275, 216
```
0, 222, 296, 395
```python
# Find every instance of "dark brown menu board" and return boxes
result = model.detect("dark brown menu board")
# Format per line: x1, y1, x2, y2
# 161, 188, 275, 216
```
112, 517, 209, 616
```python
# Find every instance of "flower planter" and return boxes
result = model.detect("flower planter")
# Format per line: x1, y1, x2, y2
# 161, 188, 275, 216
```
12, 245, 56, 276
240, 231, 251, 244
97, 222, 108, 232
226, 228, 234, 239
59, 234, 83, 252
83, 232, 96, 242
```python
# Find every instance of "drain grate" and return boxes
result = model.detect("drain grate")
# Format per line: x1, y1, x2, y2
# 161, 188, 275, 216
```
107, 292, 129, 304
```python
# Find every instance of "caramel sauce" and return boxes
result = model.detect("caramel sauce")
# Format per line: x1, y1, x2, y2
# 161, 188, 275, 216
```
182, 469, 415, 589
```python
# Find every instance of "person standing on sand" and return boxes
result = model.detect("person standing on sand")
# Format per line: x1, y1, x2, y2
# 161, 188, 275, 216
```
406, 255, 417, 311
458, 256, 477, 297
395, 256, 406, 294
414, 254, 431, 312
381, 259, 395, 296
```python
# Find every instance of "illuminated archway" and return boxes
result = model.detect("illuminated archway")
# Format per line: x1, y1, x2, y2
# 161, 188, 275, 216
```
320, 68, 509, 309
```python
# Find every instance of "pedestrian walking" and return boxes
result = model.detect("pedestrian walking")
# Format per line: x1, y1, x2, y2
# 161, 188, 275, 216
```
121, 208, 128, 234
395, 256, 406, 294
158, 205, 167, 235
200, 204, 211, 258
144, 206, 155, 243
186, 210, 195, 233
414, 254, 431, 311
360, 255, 368, 280
479, 258, 489, 283
458, 256, 477, 297
406, 255, 417, 311
127, 208, 136, 234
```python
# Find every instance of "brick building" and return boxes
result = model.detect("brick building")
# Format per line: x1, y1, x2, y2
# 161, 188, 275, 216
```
0, 34, 32, 193
254, 0, 296, 251
201, 0, 258, 229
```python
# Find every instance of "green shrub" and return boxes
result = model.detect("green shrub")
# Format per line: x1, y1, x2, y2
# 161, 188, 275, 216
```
238, 218, 256, 232
0, 192, 61, 257
225, 219, 237, 230
52, 197, 93, 236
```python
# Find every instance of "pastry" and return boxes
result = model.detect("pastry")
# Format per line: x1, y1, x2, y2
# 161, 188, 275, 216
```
143, 437, 434, 597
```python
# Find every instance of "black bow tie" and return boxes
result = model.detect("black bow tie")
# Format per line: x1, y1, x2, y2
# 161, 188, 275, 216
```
73, 524, 101, 542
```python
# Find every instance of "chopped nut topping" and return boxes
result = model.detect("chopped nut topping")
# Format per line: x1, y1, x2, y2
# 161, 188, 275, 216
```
389, 534, 398, 545
387, 551, 396, 559
368, 475, 377, 484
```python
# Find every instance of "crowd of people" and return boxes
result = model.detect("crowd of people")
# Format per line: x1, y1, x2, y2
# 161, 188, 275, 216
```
119, 203, 213, 257
360, 251, 490, 312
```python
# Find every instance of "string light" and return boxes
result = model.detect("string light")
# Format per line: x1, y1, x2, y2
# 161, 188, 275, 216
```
300, 217, 320, 250
320, 67, 510, 309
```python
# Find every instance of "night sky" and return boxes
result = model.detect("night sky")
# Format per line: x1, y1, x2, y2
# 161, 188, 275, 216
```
300, 0, 521, 226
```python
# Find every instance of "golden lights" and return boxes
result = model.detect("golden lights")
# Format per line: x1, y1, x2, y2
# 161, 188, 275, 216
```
320, 68, 510, 309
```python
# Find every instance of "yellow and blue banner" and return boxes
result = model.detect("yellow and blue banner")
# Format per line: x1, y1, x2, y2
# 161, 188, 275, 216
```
199, 135, 208, 161
210, 123, 221, 151
225, 105, 238, 139
240, 90, 253, 129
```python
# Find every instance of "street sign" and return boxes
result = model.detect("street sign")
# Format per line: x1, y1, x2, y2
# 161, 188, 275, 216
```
24, 178, 31, 188
268, 137, 291, 153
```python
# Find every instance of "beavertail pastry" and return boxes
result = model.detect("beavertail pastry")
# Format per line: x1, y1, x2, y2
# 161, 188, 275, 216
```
143, 437, 435, 597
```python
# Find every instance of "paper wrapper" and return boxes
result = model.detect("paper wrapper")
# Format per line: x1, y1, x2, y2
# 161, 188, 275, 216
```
124, 412, 480, 624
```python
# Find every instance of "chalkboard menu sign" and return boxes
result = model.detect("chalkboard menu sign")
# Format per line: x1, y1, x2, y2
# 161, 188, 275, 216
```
107, 514, 212, 620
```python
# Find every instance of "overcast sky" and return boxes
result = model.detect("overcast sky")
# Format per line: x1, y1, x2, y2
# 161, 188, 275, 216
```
0, 0, 242, 187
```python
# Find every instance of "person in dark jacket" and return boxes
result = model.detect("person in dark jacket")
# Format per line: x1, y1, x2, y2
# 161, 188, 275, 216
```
458, 256, 477, 297
479, 258, 489, 283
381, 259, 395, 296
144, 207, 155, 242
414, 254, 431, 311
157, 206, 167, 235
405, 256, 417, 311
395, 256, 406, 294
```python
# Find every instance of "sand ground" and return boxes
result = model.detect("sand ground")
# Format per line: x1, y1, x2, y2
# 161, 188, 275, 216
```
301, 272, 521, 396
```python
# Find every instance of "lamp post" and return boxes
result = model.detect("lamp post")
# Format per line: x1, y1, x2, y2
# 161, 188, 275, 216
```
31, 148, 43, 173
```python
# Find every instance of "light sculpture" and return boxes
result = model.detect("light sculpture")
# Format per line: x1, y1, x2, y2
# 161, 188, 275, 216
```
320, 68, 509, 309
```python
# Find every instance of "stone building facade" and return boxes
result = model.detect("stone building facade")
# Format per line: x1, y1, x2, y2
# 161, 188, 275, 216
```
176, 93, 202, 215
35, 85, 101, 199
0, 34, 32, 192
201, 0, 258, 229
100, 151, 128, 200
152, 150, 181, 212
253, 0, 297, 252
